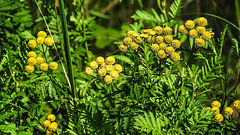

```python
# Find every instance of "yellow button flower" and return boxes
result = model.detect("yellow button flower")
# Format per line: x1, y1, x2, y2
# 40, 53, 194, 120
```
146, 36, 155, 44
119, 44, 128, 52
100, 62, 106, 68
43, 120, 51, 128
96, 56, 105, 64
45, 37, 54, 46
202, 31, 211, 41
48, 122, 58, 132
114, 64, 122, 73
170, 52, 180, 62
28, 40, 37, 48
189, 29, 198, 38
164, 35, 173, 44
36, 57, 44, 65
25, 65, 34, 73
110, 70, 119, 80
159, 43, 167, 50
98, 68, 107, 77
130, 42, 139, 51
142, 29, 152, 33
163, 27, 173, 35
196, 26, 206, 34
156, 36, 164, 44
123, 37, 132, 45
185, 20, 195, 29
233, 100, 240, 110
37, 37, 45, 45
195, 38, 205, 47
206, 107, 211, 111
106, 65, 114, 73
211, 107, 220, 115
212, 101, 221, 108
178, 25, 188, 34
85, 67, 93, 75
134, 36, 143, 44
126, 30, 137, 38
171, 39, 181, 49
140, 34, 148, 38
49, 62, 58, 70
37, 31, 47, 38
224, 107, 233, 115
89, 61, 98, 69
197, 17, 207, 26
47, 114, 56, 122
40, 63, 48, 71
214, 114, 223, 123
104, 75, 113, 84
46, 131, 54, 135
157, 50, 166, 59
151, 44, 160, 52
154, 26, 163, 35
105, 56, 115, 65
27, 51, 37, 58
165, 46, 175, 55
27, 57, 36, 66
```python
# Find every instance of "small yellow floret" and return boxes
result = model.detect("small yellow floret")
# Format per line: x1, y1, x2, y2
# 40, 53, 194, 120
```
126, 30, 137, 38
189, 29, 198, 38
98, 68, 107, 77
134, 36, 143, 44
119, 45, 128, 52
140, 34, 148, 38
28, 40, 37, 48
40, 63, 48, 71
48, 122, 58, 132
49, 62, 58, 70
85, 67, 93, 75
202, 31, 212, 41
154, 26, 163, 35
46, 131, 54, 135
27, 57, 36, 66
211, 107, 220, 115
224, 107, 233, 115
43, 120, 51, 128
212, 101, 221, 108
185, 20, 195, 29
165, 46, 175, 55
196, 26, 206, 34
25, 65, 34, 73
146, 36, 155, 44
104, 75, 113, 84
206, 107, 211, 110
123, 37, 132, 45
197, 17, 208, 26
163, 27, 173, 35
89, 61, 98, 69
171, 39, 181, 49
151, 44, 160, 52
106, 65, 114, 73
195, 38, 205, 47
36, 57, 44, 64
130, 42, 139, 51
157, 50, 166, 59
47, 114, 56, 122
45, 37, 54, 46
96, 56, 105, 64
164, 35, 173, 44
155, 36, 164, 44
214, 114, 223, 123
37, 31, 47, 38
159, 43, 167, 50
170, 52, 180, 62
110, 70, 119, 80
114, 64, 122, 73
178, 25, 188, 34
27, 51, 37, 58
37, 37, 45, 45
233, 100, 240, 110
105, 56, 115, 65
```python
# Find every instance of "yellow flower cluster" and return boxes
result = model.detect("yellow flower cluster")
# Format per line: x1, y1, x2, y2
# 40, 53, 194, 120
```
27, 31, 54, 48
85, 56, 123, 84
43, 114, 58, 135
119, 26, 181, 62
178, 17, 213, 48
206, 100, 223, 122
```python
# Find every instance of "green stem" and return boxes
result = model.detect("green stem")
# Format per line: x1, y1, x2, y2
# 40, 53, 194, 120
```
82, 8, 90, 63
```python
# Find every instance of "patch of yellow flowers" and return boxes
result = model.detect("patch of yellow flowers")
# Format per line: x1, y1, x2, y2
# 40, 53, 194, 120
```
25, 31, 58, 74
85, 56, 122, 84
43, 114, 58, 135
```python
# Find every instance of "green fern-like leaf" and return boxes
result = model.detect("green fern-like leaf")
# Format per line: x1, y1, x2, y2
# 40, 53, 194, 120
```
113, 55, 135, 66
0, 111, 17, 123
168, 0, 182, 19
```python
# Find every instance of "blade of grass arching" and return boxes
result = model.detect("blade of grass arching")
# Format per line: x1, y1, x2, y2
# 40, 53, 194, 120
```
59, 0, 76, 100
235, 0, 240, 28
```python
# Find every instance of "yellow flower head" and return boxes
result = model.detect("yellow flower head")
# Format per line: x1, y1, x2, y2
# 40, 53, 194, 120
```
36, 57, 44, 65
25, 65, 34, 73
195, 38, 205, 47
146, 36, 155, 44
96, 56, 105, 64
189, 29, 198, 38
123, 37, 132, 45
27, 51, 37, 58
214, 114, 223, 123
134, 36, 143, 44
37, 37, 45, 45
212, 101, 221, 108
197, 17, 208, 26
149, 30, 156, 36
233, 100, 240, 110
89, 61, 98, 69
114, 64, 122, 73
27, 57, 36, 66
105, 56, 115, 65
164, 35, 173, 44
48, 122, 58, 132
46, 131, 54, 135
163, 27, 173, 35
170, 52, 180, 62
211, 107, 220, 115
126, 30, 137, 38
151, 44, 160, 52
106, 65, 114, 73
110, 70, 119, 80
156, 36, 164, 44
43, 120, 51, 128
28, 40, 37, 48
119, 44, 128, 52
142, 29, 152, 33
98, 68, 107, 77
130, 42, 139, 51
157, 50, 166, 59
40, 63, 48, 71
85, 67, 93, 75
100, 62, 106, 68
159, 43, 167, 50
196, 26, 206, 34
37, 31, 47, 38
165, 46, 175, 55
104, 75, 113, 84
45, 37, 54, 46
224, 107, 233, 115
202, 31, 212, 41
185, 20, 195, 29
206, 107, 211, 111
140, 34, 148, 38
171, 39, 181, 49
49, 62, 58, 70
178, 25, 188, 34
154, 26, 163, 35
47, 114, 56, 122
